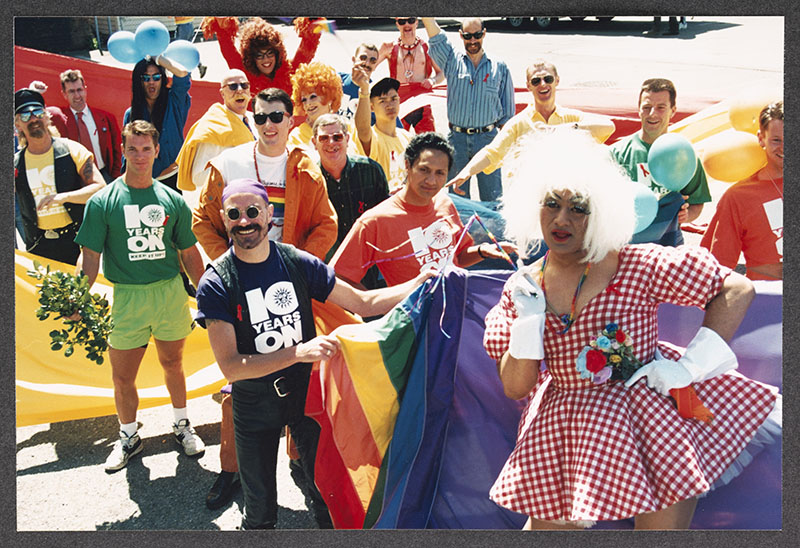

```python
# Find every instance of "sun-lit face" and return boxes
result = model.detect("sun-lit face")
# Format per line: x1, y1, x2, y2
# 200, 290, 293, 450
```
526, 67, 559, 108
638, 90, 676, 144
222, 192, 273, 250
758, 119, 783, 172
352, 46, 380, 76
395, 17, 418, 40
370, 89, 400, 124
62, 79, 87, 112
313, 122, 349, 170
460, 20, 485, 55
123, 133, 159, 177
539, 189, 590, 257
219, 73, 251, 116
300, 91, 332, 125
142, 65, 163, 103
254, 48, 277, 77
15, 108, 49, 141
253, 98, 293, 156
403, 148, 450, 206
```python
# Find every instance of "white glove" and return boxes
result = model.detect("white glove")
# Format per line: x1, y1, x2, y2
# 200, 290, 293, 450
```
624, 327, 738, 395
507, 268, 547, 360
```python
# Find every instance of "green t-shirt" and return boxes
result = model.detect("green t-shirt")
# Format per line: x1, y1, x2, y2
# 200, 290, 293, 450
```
610, 132, 711, 205
75, 178, 197, 284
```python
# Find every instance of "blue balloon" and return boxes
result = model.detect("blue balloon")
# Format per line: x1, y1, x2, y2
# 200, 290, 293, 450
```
163, 40, 200, 72
134, 20, 170, 57
107, 31, 142, 64
647, 133, 698, 192
632, 183, 659, 234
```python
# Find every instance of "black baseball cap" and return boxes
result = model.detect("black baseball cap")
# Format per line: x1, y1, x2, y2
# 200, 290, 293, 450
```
370, 77, 400, 99
15, 88, 45, 115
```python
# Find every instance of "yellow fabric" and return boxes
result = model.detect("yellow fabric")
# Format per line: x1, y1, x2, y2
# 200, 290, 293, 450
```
482, 104, 611, 174
25, 141, 93, 229
15, 250, 226, 427
176, 103, 255, 191
334, 323, 399, 456
354, 126, 412, 192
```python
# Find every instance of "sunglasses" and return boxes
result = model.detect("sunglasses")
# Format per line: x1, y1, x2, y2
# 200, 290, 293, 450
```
396, 17, 416, 25
19, 108, 46, 122
140, 73, 162, 82
530, 75, 555, 86
460, 30, 485, 40
316, 132, 345, 143
225, 205, 262, 221
226, 82, 250, 91
253, 111, 288, 125
254, 50, 276, 60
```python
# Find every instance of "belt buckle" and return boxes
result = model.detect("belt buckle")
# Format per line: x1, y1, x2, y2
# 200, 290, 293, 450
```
44, 229, 59, 240
466, 127, 477, 135
273, 376, 289, 398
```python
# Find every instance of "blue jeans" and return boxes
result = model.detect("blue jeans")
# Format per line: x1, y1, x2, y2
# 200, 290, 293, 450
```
175, 22, 194, 42
447, 128, 502, 202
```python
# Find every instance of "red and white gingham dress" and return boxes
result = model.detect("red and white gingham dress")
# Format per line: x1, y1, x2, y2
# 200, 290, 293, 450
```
483, 244, 778, 523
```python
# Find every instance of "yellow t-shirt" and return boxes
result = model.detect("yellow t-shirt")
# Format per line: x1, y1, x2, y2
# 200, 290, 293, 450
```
24, 140, 93, 230
355, 126, 412, 192
482, 104, 614, 173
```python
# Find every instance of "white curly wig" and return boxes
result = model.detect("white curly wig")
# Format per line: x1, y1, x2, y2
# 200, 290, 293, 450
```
500, 127, 638, 264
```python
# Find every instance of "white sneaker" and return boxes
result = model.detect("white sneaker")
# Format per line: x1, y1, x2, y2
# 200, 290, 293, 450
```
104, 431, 143, 472
173, 419, 205, 456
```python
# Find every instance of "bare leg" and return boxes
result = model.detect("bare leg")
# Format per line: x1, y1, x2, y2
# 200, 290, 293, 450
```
109, 345, 148, 424
634, 497, 697, 530
154, 338, 188, 410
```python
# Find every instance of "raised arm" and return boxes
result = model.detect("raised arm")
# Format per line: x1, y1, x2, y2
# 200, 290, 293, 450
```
352, 65, 373, 156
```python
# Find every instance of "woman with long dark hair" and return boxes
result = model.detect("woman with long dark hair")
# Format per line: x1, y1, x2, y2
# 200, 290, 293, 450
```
201, 17, 320, 97
123, 55, 191, 191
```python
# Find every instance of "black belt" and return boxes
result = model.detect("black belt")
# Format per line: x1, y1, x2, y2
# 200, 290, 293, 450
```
41, 222, 79, 240
449, 122, 497, 134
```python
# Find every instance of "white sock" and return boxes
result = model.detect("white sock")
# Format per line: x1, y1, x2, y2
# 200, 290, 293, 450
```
120, 421, 138, 438
173, 407, 188, 425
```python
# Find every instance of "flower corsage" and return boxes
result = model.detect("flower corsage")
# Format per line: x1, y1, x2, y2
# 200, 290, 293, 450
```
576, 323, 713, 424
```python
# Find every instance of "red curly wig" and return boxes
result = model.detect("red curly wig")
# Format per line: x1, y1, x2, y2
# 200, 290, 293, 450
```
290, 62, 343, 116
238, 17, 288, 77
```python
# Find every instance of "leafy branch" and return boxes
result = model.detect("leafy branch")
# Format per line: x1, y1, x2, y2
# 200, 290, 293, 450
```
27, 260, 113, 365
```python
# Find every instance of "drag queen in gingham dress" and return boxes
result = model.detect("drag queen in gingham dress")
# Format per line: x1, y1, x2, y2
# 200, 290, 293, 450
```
483, 130, 780, 529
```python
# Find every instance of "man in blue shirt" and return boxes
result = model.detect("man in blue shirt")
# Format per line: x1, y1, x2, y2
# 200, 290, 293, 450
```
421, 17, 515, 202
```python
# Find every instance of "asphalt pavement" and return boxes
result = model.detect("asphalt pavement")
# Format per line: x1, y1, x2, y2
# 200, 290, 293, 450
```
15, 15, 784, 535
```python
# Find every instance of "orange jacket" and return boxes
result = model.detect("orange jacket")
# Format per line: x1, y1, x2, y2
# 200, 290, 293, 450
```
192, 145, 337, 261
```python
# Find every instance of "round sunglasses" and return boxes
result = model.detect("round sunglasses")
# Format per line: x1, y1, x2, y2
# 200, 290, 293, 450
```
225, 205, 262, 221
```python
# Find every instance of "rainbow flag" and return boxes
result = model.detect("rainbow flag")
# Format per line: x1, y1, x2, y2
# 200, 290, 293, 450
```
310, 269, 781, 530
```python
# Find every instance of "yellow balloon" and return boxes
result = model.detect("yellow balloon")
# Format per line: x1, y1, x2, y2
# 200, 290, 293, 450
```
701, 130, 766, 183
728, 89, 782, 134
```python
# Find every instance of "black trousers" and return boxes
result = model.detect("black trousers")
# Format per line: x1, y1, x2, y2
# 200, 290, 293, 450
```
232, 370, 332, 529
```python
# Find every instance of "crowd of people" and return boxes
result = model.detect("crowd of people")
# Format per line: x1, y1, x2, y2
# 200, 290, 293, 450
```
14, 16, 782, 531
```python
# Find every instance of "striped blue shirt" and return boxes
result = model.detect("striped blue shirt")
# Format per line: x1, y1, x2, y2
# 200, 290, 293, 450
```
428, 32, 515, 129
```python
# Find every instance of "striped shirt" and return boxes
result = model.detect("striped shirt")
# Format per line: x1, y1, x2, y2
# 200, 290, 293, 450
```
428, 32, 515, 129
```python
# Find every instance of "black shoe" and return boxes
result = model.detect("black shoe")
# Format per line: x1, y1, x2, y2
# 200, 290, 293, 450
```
206, 471, 240, 510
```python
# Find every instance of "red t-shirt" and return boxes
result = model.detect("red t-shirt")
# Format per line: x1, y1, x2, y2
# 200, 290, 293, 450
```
700, 173, 783, 280
330, 192, 473, 286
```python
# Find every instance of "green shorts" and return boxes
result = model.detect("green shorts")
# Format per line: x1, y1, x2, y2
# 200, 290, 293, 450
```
109, 275, 193, 350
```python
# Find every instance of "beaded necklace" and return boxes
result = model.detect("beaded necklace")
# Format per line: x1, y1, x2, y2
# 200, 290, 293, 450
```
540, 250, 592, 334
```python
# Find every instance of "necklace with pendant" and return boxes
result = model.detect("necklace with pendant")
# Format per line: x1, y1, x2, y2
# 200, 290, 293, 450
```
540, 251, 592, 335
